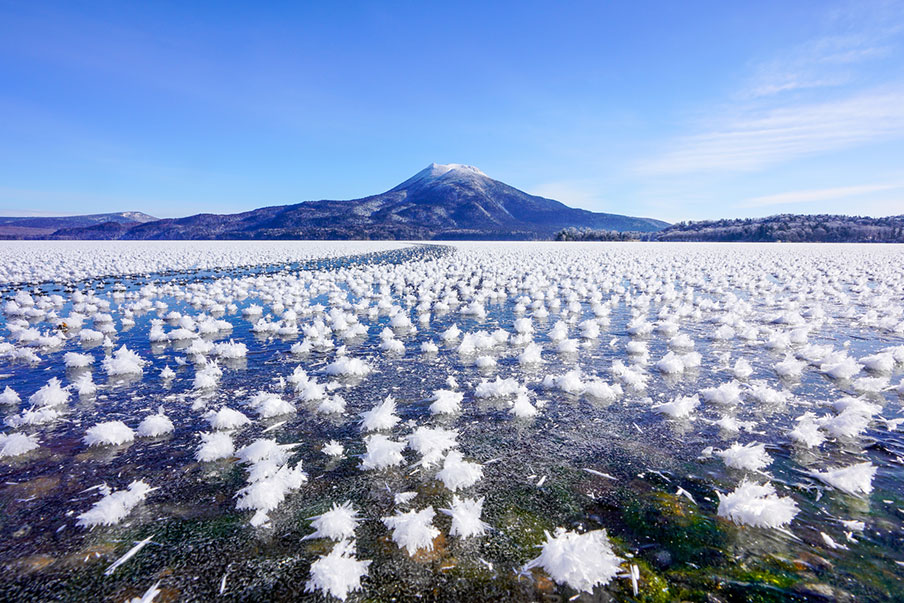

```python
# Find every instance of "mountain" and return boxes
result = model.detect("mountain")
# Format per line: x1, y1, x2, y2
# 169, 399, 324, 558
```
0, 212, 157, 239
43, 164, 667, 240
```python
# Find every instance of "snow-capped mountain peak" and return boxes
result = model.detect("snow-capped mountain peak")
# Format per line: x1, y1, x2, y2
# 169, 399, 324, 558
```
429, 163, 487, 177
391, 163, 489, 192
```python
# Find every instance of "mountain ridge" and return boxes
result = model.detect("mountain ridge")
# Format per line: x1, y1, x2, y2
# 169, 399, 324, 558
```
11, 164, 668, 240
0, 212, 157, 239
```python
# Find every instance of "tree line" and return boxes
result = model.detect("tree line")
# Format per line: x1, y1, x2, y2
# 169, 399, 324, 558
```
556, 214, 904, 243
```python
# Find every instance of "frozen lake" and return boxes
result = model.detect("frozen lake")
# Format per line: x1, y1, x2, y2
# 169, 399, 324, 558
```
0, 241, 902, 601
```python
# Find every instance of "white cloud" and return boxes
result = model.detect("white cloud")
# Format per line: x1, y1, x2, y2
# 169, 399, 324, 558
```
638, 89, 904, 174
743, 0, 904, 99
742, 183, 901, 207
745, 34, 894, 98
639, 3, 904, 177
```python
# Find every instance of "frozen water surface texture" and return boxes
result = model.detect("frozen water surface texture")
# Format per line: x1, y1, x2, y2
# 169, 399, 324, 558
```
0, 241, 902, 601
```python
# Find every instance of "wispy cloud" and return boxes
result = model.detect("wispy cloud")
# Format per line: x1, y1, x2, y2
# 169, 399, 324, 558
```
744, 0, 904, 98
640, 2, 904, 176
742, 183, 901, 207
639, 88, 904, 174
744, 33, 894, 98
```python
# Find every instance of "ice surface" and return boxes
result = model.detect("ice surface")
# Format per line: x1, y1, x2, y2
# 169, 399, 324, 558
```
1, 241, 902, 600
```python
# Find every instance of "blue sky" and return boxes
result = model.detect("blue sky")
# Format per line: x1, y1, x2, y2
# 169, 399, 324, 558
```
1, 0, 902, 222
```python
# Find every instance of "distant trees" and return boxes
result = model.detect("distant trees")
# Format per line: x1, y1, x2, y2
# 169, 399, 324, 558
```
556, 214, 904, 243
555, 227, 648, 241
